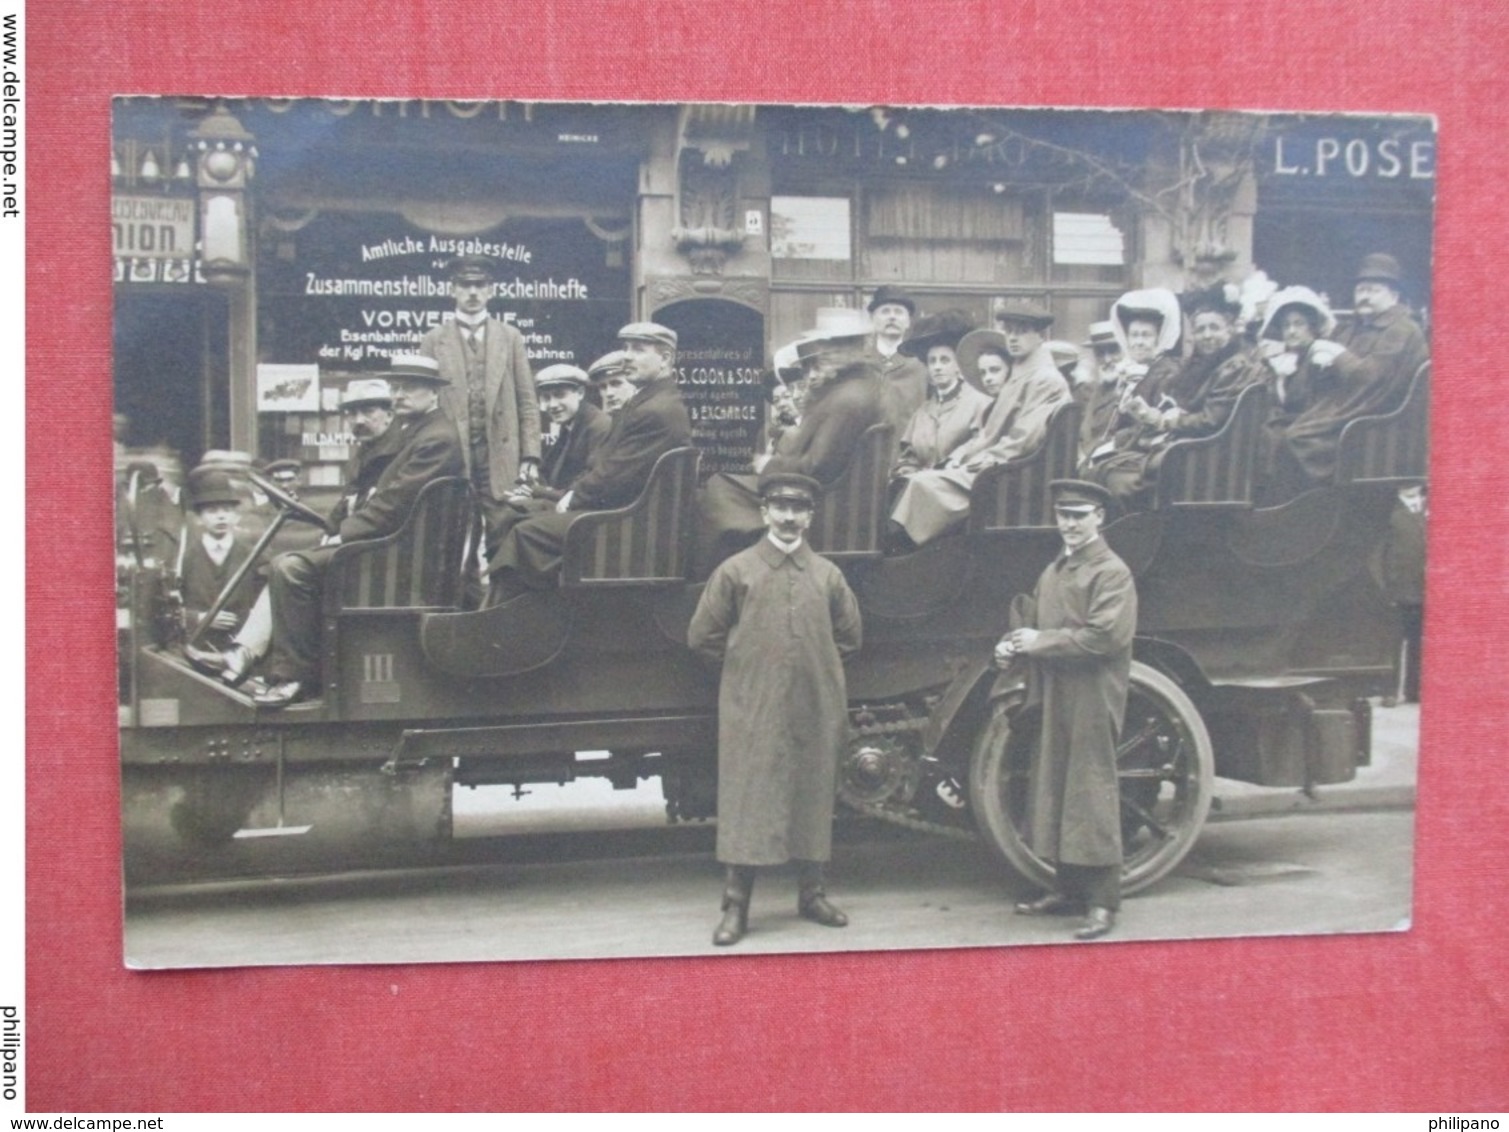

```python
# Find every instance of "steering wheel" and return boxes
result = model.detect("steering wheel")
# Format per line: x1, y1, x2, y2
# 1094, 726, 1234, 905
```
247, 469, 337, 535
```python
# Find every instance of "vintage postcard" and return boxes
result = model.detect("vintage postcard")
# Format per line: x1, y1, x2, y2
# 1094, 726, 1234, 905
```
113, 99, 1431, 967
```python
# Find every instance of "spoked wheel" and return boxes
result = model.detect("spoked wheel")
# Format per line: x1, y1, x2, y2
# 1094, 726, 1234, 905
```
968, 661, 1214, 896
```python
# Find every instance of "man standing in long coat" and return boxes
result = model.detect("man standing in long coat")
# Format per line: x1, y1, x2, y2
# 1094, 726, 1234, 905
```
688, 472, 863, 947
419, 255, 542, 592
996, 478, 1137, 940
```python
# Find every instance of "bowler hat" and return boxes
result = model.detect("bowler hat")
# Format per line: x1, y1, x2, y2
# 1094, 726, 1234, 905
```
123, 459, 161, 486
341, 377, 393, 409
588, 350, 632, 381
617, 322, 678, 351
1049, 478, 1112, 513
188, 470, 241, 509
1355, 253, 1404, 285
758, 471, 821, 505
898, 308, 977, 359
536, 363, 590, 390
447, 254, 497, 283
866, 285, 917, 315
992, 297, 1055, 329
388, 354, 449, 386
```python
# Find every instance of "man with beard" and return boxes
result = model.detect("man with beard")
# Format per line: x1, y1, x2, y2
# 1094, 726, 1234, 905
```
186, 376, 405, 687
998, 478, 1137, 942
252, 356, 464, 707
864, 285, 929, 433
688, 471, 863, 947
1083, 286, 1258, 512
487, 323, 692, 603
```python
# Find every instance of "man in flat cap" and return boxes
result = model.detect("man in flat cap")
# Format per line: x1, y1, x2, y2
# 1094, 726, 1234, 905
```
996, 478, 1137, 941
864, 284, 929, 433
587, 350, 636, 415
250, 355, 464, 706
263, 459, 303, 501
688, 471, 863, 947
494, 364, 614, 541
419, 254, 542, 592
487, 323, 692, 602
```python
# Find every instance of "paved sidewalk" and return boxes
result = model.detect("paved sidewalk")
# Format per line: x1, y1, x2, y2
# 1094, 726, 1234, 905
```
1211, 698, 1419, 819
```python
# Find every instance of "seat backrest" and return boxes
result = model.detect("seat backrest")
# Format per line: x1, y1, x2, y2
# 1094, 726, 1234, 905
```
968, 399, 1082, 533
561, 446, 701, 586
1155, 380, 1269, 509
328, 476, 476, 611
1335, 360, 1430, 485
807, 423, 895, 560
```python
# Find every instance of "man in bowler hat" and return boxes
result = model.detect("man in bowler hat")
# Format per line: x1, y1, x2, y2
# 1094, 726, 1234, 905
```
688, 471, 863, 947
865, 284, 929, 432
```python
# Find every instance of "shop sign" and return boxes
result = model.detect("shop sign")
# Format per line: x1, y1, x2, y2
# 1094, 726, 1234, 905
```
258, 212, 630, 373
654, 298, 766, 477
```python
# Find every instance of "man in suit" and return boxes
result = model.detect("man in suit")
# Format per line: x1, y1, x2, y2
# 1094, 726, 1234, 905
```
864, 284, 929, 433
253, 356, 464, 707
492, 364, 614, 543
487, 323, 692, 603
419, 254, 542, 579
185, 376, 407, 688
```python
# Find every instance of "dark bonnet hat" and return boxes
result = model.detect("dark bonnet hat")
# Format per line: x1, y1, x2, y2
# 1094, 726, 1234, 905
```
898, 308, 978, 359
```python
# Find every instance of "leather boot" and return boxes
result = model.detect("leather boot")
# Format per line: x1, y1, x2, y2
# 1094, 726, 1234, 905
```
713, 866, 754, 947
796, 860, 848, 928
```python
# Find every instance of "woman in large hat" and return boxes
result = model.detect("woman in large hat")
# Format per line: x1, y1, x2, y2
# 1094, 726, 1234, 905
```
1082, 284, 1260, 512
888, 299, 1070, 548
1255, 285, 1370, 498
1082, 288, 1183, 459
891, 310, 992, 478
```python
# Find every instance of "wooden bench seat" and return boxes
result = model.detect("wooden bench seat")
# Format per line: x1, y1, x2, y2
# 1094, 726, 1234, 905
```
561, 446, 701, 587
807, 423, 895, 561
326, 476, 476, 612
1334, 360, 1430, 485
1154, 380, 1269, 510
968, 400, 1082, 533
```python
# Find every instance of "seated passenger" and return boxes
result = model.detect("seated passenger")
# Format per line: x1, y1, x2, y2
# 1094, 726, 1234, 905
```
1075, 321, 1125, 461
177, 469, 261, 654
488, 323, 692, 603
697, 307, 884, 570
185, 376, 405, 687
587, 350, 637, 415
752, 342, 805, 474
1081, 285, 1258, 512
1080, 288, 1183, 461
887, 300, 1070, 548
890, 310, 992, 480
251, 355, 465, 707
1255, 286, 1372, 498
506, 364, 614, 507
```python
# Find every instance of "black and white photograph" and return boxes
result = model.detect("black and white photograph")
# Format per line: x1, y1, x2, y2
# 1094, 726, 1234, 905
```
113, 98, 1431, 968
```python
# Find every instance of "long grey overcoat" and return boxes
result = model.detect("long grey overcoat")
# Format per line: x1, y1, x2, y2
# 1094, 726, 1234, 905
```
688, 538, 863, 866
1015, 536, 1137, 868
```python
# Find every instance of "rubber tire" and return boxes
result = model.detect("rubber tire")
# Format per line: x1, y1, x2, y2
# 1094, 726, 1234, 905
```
968, 660, 1214, 897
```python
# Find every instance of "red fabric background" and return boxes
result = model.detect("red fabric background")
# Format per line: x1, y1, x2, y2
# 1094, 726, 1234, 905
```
27, 0, 1508, 1112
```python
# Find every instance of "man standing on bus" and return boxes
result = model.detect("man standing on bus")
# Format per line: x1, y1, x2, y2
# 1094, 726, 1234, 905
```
996, 478, 1137, 941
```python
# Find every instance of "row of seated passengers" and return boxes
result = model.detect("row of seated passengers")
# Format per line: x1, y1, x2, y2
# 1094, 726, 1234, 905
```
146, 263, 1427, 702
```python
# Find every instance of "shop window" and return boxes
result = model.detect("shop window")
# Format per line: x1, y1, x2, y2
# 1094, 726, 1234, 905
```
771, 196, 852, 283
